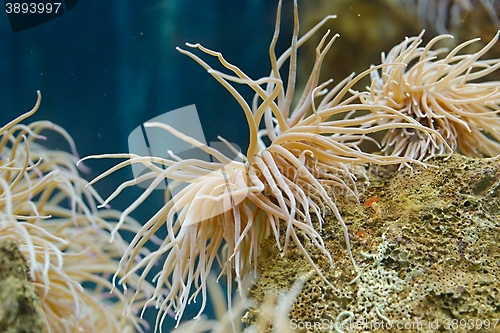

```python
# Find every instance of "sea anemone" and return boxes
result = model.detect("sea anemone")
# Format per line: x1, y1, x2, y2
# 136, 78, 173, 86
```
364, 30, 500, 160
82, 1, 448, 331
0, 91, 153, 332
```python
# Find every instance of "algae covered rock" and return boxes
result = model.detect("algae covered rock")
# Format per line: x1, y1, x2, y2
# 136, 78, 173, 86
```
0, 239, 44, 333
251, 154, 500, 332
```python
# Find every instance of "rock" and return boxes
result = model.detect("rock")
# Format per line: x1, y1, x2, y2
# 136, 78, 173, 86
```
0, 240, 44, 333
251, 154, 500, 332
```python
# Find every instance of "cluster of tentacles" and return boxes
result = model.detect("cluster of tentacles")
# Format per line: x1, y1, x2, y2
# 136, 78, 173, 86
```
0, 92, 154, 332
362, 29, 500, 160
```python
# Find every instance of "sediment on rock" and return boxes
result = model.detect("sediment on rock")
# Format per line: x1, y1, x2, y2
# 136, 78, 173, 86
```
250, 154, 500, 333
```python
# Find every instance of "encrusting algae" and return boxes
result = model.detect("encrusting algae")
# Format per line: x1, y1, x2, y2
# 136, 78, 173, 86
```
251, 154, 500, 333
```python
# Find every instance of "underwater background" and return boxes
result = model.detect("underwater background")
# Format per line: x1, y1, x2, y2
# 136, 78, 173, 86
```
1, 0, 499, 332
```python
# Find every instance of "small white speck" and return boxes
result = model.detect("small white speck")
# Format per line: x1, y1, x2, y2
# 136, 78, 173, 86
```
358, 14, 361, 16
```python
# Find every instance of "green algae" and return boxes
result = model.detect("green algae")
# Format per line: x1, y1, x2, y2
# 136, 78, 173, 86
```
250, 154, 500, 332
